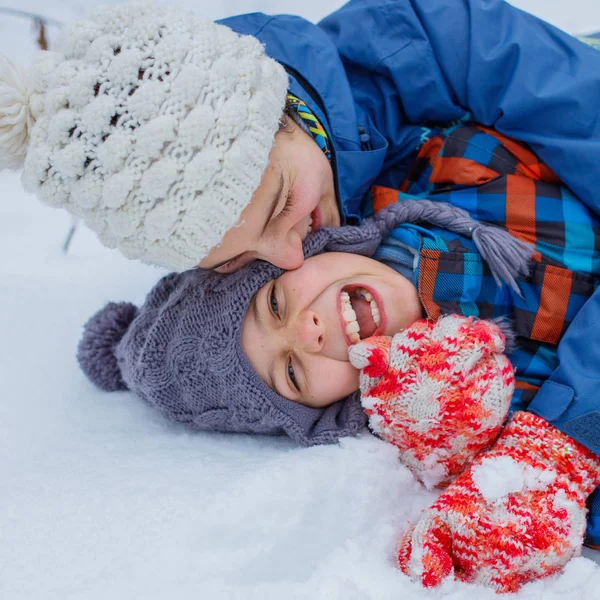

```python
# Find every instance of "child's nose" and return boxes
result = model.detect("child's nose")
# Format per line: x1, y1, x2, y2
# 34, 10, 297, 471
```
296, 310, 324, 353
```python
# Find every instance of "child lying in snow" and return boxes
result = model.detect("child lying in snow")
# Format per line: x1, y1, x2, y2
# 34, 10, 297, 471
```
78, 205, 600, 593
78, 122, 600, 592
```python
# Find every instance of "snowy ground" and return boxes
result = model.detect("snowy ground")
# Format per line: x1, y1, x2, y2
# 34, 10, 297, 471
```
2, 1, 600, 599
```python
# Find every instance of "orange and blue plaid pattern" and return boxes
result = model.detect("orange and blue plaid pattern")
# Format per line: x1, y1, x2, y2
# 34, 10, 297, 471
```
366, 123, 600, 545
368, 124, 600, 411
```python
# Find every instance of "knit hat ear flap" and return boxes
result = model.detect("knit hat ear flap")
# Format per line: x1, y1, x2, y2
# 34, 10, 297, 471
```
77, 302, 139, 391
304, 199, 533, 293
0, 54, 34, 170
302, 219, 382, 259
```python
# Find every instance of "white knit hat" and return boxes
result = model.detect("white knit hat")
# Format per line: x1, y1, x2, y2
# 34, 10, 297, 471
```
0, 2, 288, 271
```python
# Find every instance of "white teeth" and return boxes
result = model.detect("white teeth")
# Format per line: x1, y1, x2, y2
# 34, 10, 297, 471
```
356, 287, 380, 325
370, 300, 380, 325
307, 214, 313, 236
340, 292, 360, 343
343, 308, 357, 322
346, 320, 360, 334
340, 288, 382, 343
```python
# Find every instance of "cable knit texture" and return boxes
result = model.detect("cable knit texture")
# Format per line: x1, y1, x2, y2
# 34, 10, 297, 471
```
1, 2, 288, 271
349, 316, 515, 489
321, 200, 532, 293
77, 236, 369, 446
397, 411, 600, 593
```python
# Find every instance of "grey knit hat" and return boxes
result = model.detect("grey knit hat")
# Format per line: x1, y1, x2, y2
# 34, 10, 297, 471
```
78, 244, 367, 446
0, 2, 288, 271
77, 200, 532, 446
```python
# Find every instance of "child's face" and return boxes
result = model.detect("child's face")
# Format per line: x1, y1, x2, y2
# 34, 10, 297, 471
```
242, 253, 422, 408
200, 119, 340, 273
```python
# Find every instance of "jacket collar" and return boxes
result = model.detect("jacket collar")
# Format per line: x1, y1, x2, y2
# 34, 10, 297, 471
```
219, 12, 387, 223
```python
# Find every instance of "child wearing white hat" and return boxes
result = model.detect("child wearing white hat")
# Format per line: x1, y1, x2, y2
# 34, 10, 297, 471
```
1, 1, 599, 272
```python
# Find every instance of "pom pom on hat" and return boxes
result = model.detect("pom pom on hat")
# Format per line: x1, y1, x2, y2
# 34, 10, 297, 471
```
77, 302, 138, 391
0, 54, 34, 170
77, 265, 367, 447
75, 206, 526, 447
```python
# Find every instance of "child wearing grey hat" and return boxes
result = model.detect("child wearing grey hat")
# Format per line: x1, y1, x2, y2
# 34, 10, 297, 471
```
1, 1, 599, 272
77, 199, 600, 594
77, 197, 600, 594
77, 199, 530, 445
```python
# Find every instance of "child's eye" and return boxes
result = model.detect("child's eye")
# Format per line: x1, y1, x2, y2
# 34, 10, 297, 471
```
270, 284, 279, 317
287, 358, 299, 391
216, 255, 242, 273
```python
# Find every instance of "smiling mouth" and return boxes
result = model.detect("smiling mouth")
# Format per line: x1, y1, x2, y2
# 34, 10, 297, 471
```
340, 286, 381, 344
310, 207, 322, 233
307, 213, 314, 236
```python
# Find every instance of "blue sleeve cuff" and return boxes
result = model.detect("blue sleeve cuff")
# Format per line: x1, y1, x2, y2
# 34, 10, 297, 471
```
528, 380, 600, 456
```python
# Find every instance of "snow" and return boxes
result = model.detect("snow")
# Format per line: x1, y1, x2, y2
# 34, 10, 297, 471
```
2, 1, 600, 599
472, 456, 556, 503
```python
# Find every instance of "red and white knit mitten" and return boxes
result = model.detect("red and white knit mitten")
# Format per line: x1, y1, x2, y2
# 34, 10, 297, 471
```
349, 315, 514, 488
397, 411, 600, 593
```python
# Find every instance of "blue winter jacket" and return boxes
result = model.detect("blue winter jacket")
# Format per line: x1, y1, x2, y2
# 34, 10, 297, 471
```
220, 1, 600, 458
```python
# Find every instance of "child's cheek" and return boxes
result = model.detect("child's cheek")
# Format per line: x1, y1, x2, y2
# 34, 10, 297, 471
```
292, 177, 321, 215
304, 361, 360, 408
330, 361, 360, 403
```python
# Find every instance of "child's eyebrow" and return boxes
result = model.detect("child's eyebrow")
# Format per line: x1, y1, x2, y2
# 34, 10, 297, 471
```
251, 292, 266, 334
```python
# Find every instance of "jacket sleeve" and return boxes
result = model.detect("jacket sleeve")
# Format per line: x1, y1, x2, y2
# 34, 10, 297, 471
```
527, 286, 600, 456
319, 0, 600, 211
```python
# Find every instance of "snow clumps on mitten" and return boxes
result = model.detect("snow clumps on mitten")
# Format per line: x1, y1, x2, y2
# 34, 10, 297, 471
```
397, 411, 600, 593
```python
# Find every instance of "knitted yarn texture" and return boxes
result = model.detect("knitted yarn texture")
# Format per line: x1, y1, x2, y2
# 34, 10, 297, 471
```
397, 411, 600, 593
320, 199, 533, 293
77, 202, 532, 448
77, 253, 367, 447
349, 316, 515, 489
0, 2, 288, 271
